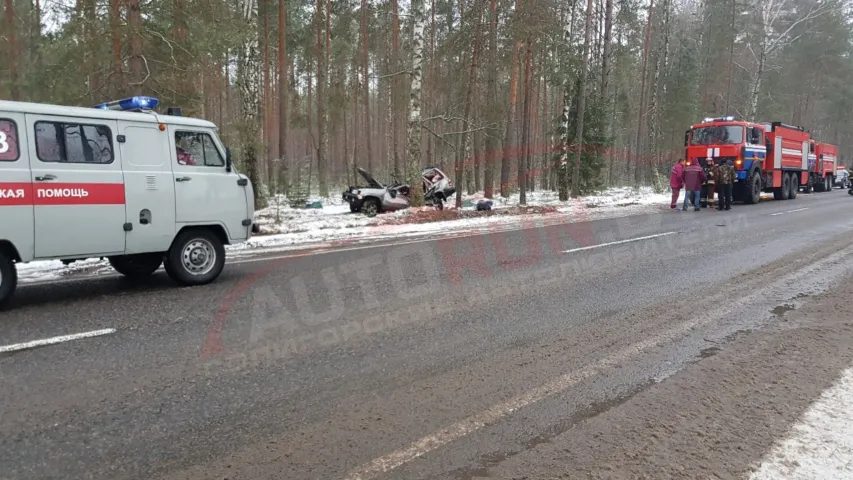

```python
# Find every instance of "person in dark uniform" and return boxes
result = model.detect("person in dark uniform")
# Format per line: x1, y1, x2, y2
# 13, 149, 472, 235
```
716, 159, 735, 211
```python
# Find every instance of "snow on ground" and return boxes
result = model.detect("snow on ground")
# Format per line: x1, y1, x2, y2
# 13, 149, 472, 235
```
17, 187, 671, 283
237, 186, 670, 251
749, 364, 853, 479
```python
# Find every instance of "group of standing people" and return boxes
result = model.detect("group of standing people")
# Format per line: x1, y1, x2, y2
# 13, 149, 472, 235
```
670, 158, 736, 211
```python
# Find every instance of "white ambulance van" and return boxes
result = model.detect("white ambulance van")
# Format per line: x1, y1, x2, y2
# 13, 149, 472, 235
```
0, 96, 257, 308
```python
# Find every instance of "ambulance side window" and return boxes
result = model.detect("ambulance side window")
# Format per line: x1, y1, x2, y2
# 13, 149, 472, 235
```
34, 121, 114, 164
0, 119, 20, 161
175, 131, 224, 167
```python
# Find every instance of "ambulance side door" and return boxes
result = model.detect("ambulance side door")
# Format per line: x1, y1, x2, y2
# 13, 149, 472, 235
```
169, 126, 250, 241
119, 121, 177, 254
0, 112, 35, 262
27, 115, 126, 259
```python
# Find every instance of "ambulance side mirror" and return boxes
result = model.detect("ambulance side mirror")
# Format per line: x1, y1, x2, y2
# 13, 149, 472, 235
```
226, 147, 232, 173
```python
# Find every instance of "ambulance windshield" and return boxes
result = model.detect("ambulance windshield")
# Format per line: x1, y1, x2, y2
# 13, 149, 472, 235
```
690, 125, 744, 146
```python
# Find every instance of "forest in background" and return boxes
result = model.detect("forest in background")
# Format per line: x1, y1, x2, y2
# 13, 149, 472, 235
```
1, 0, 852, 207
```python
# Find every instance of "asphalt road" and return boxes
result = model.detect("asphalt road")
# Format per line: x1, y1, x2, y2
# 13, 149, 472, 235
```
3, 189, 853, 480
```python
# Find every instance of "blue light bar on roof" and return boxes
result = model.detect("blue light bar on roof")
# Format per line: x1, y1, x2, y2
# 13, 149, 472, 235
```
93, 96, 160, 111
702, 115, 737, 123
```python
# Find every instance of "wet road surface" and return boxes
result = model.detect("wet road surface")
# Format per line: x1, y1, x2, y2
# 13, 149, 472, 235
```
3, 190, 853, 479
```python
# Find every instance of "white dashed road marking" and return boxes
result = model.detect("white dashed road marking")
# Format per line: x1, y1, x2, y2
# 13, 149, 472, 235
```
770, 207, 809, 216
750, 365, 853, 479
0, 328, 116, 354
562, 231, 677, 254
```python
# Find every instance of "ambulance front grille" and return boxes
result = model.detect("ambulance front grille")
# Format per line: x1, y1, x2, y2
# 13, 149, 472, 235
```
145, 175, 157, 190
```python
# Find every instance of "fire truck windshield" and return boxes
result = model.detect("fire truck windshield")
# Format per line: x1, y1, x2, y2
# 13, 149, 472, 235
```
690, 125, 744, 145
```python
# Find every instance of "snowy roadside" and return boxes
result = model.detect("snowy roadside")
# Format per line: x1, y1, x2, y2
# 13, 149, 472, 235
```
17, 187, 671, 284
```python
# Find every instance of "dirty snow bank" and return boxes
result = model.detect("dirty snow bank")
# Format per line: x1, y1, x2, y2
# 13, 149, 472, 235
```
17, 187, 669, 283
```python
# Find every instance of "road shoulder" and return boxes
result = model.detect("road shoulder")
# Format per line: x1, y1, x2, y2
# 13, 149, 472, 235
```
486, 273, 853, 479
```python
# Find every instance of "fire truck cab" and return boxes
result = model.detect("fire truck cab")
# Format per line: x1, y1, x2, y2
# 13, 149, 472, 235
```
685, 117, 808, 204
0, 96, 257, 308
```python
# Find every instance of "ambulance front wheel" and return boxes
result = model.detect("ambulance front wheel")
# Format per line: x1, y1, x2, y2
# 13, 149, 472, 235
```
0, 251, 17, 310
165, 228, 226, 286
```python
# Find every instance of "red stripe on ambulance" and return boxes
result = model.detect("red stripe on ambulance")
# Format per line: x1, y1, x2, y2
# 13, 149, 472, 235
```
0, 183, 33, 206
0, 182, 125, 206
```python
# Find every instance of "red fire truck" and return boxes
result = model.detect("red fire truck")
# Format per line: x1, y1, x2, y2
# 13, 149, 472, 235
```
685, 117, 809, 204
803, 141, 838, 193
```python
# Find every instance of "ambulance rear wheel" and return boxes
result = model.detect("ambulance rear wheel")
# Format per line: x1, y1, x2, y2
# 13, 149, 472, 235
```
109, 253, 162, 279
166, 228, 226, 286
0, 252, 17, 310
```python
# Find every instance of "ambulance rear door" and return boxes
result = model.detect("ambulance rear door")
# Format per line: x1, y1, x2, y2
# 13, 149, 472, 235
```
0, 111, 35, 262
119, 120, 177, 254
26, 115, 126, 259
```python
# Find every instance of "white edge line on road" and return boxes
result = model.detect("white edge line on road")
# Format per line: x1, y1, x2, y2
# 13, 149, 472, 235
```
562, 231, 677, 254
21, 215, 608, 286
0, 328, 116, 354
770, 207, 809, 216
342, 244, 853, 480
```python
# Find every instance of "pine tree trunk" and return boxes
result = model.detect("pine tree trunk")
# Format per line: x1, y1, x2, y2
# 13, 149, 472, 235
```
540, 76, 549, 190
172, 0, 188, 105
278, 0, 289, 193
426, 0, 437, 171
406, 0, 428, 207
392, 0, 401, 176
361, 0, 373, 172
261, 0, 276, 192
316, 0, 328, 196
4, 0, 19, 99
518, 0, 534, 205
109, 0, 123, 96
571, 0, 594, 197
601, 0, 612, 99
456, 0, 484, 206
128, 0, 144, 95
83, 0, 99, 103
558, 0, 578, 200
474, 101, 482, 192
482, 0, 499, 198
500, 0, 523, 198
237, 0, 262, 208
633, 0, 654, 185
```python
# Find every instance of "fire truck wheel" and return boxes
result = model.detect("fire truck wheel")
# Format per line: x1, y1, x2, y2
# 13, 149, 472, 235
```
109, 254, 162, 279
827, 176, 834, 192
781, 174, 792, 200
789, 174, 798, 199
165, 228, 226, 286
0, 252, 17, 310
804, 178, 813, 194
745, 172, 761, 204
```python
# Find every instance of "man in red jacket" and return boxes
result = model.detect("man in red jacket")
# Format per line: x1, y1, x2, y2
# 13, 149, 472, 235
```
669, 158, 685, 210
682, 160, 706, 212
